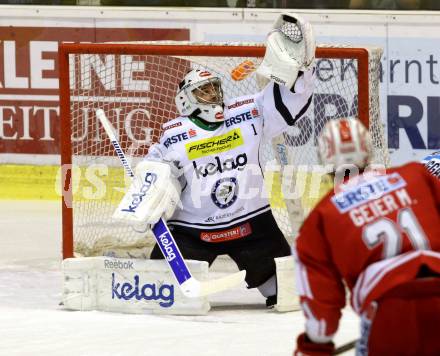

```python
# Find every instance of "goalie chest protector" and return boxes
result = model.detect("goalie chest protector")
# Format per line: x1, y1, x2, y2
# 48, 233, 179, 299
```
147, 73, 314, 231
149, 94, 272, 230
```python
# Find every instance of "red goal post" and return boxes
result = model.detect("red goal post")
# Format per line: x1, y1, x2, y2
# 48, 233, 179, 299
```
59, 42, 388, 260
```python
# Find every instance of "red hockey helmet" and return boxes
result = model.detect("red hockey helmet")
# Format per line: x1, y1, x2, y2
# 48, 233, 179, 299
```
318, 117, 372, 171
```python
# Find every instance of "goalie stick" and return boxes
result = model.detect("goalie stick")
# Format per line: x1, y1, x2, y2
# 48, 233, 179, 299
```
96, 109, 246, 298
333, 339, 357, 355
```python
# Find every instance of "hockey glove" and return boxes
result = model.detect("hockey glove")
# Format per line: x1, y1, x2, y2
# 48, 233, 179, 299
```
113, 160, 182, 225
257, 13, 315, 90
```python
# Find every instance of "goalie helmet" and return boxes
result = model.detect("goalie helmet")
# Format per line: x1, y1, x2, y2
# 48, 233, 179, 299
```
318, 117, 372, 171
175, 69, 224, 123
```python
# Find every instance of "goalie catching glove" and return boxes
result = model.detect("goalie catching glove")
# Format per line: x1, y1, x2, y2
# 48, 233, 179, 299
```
257, 13, 315, 90
113, 160, 182, 225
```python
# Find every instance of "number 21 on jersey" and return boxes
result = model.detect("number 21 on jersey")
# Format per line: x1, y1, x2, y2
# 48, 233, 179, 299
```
362, 207, 430, 259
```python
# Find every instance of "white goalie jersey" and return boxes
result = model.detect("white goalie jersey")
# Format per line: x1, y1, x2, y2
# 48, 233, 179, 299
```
146, 70, 314, 230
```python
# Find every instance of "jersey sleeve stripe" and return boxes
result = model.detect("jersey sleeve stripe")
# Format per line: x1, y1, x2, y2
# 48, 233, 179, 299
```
273, 83, 313, 126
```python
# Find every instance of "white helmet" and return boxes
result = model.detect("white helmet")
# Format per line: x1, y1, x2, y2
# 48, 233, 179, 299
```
318, 117, 372, 171
175, 69, 224, 123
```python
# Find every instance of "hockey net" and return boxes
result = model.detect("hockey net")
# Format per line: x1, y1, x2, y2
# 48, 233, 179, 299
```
59, 42, 388, 260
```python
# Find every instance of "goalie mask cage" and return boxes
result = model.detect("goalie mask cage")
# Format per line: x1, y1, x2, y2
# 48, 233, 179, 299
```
59, 42, 388, 260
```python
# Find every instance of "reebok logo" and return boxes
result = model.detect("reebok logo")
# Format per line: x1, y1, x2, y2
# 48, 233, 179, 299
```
227, 98, 254, 109
270, 74, 287, 86
104, 259, 134, 270
162, 121, 182, 131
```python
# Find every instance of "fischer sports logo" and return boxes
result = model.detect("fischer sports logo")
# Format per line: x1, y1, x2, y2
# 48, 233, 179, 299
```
111, 273, 174, 308
185, 128, 244, 160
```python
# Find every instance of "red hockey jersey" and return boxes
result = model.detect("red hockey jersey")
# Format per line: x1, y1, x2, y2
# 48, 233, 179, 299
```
294, 162, 440, 342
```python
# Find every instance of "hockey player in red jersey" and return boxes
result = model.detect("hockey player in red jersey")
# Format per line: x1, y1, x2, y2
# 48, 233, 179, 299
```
294, 118, 440, 355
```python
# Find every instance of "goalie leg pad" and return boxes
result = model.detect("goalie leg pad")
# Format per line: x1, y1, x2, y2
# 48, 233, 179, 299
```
275, 255, 300, 312
62, 257, 210, 315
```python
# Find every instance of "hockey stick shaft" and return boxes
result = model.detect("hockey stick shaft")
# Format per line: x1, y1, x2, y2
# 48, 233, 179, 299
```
96, 109, 245, 297
333, 339, 357, 355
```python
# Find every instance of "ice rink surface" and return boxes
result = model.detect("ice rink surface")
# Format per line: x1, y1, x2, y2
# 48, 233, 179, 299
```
0, 201, 358, 356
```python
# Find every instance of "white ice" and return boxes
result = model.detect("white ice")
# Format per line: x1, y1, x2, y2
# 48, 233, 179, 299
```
0, 201, 358, 356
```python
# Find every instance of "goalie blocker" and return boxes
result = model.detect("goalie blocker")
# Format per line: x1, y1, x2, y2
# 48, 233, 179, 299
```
62, 255, 298, 314
113, 160, 182, 224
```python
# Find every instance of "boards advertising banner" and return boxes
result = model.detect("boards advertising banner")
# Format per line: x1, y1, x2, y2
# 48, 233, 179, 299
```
0, 26, 189, 156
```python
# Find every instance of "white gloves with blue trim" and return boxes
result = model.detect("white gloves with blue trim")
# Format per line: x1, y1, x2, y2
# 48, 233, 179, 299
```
113, 160, 181, 225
